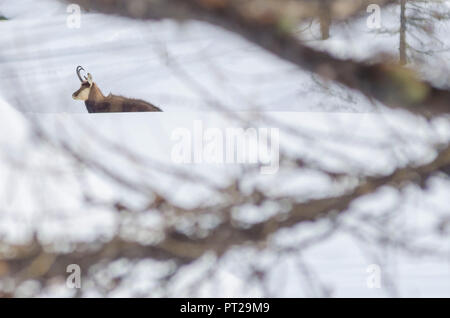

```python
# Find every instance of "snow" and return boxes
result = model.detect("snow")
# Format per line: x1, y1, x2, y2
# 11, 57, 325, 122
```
0, 0, 449, 297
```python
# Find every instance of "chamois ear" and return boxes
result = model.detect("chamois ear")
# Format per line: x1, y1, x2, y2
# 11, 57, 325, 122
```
87, 73, 93, 85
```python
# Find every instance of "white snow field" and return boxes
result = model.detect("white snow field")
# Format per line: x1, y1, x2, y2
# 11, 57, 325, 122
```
0, 0, 449, 297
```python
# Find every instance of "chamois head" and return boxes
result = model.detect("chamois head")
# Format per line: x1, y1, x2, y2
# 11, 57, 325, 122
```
72, 66, 94, 101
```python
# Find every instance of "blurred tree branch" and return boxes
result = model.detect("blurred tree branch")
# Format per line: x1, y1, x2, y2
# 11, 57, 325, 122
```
2, 137, 448, 288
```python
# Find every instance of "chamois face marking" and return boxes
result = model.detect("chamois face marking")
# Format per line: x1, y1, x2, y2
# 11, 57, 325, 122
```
72, 81, 92, 101
73, 68, 93, 101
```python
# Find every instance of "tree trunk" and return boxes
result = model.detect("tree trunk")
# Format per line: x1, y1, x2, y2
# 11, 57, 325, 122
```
399, 0, 407, 65
319, 1, 331, 40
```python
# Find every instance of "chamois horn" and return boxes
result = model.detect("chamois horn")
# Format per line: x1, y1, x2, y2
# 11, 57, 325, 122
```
76, 66, 88, 82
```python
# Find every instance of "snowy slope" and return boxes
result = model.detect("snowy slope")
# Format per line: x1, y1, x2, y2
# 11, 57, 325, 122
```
0, 0, 377, 113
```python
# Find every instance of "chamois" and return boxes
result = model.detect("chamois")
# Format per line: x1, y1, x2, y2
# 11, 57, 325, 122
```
72, 66, 162, 113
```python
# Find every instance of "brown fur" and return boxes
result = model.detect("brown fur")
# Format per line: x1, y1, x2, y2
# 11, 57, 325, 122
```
73, 82, 162, 113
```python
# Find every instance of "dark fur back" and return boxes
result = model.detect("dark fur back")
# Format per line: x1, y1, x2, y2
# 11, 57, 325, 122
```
85, 95, 162, 113
121, 98, 162, 112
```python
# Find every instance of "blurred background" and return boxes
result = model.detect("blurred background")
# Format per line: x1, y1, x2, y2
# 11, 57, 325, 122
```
0, 0, 449, 297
